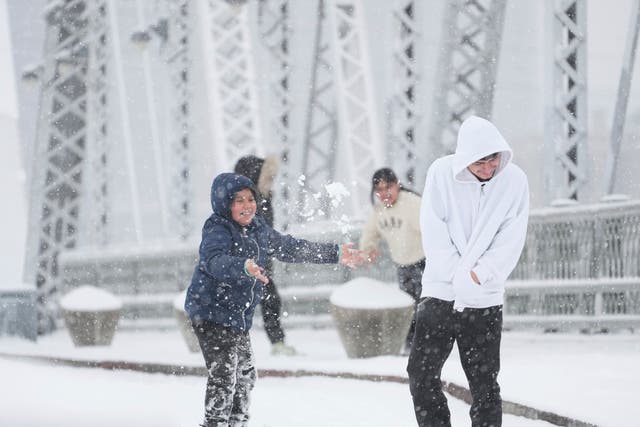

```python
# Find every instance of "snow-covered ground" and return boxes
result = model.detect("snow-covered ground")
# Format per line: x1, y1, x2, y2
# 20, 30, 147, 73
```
0, 325, 637, 426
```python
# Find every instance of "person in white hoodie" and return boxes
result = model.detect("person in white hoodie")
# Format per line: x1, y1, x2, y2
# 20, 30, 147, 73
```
407, 116, 529, 427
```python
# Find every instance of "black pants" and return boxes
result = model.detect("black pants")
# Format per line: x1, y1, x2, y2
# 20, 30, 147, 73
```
407, 298, 503, 427
192, 321, 256, 427
397, 259, 425, 348
261, 259, 285, 344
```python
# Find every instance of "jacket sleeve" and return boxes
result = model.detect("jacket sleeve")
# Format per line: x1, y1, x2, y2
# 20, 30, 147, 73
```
473, 178, 530, 287
359, 211, 381, 253
267, 228, 340, 264
420, 165, 461, 282
198, 224, 253, 284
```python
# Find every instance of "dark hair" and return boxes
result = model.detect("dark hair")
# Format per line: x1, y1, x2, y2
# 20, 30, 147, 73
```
370, 168, 398, 204
370, 167, 421, 204
234, 155, 264, 186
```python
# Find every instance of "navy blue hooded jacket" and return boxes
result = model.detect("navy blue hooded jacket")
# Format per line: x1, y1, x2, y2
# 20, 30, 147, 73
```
184, 173, 340, 332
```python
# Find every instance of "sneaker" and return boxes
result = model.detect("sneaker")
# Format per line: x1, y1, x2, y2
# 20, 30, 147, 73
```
270, 342, 298, 356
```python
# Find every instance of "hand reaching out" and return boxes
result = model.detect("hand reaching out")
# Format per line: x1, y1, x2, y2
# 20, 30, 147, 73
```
365, 248, 380, 265
245, 258, 269, 283
339, 243, 365, 269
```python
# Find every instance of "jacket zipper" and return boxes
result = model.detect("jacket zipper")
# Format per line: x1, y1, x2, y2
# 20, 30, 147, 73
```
240, 227, 259, 331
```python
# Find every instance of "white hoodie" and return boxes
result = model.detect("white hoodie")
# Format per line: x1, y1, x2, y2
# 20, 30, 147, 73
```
420, 116, 529, 311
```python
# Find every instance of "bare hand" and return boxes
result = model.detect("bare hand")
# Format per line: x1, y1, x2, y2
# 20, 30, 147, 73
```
245, 258, 269, 283
339, 243, 365, 269
470, 270, 480, 285
365, 249, 379, 265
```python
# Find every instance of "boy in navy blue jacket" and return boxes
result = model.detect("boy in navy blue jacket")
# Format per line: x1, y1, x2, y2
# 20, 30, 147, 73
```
185, 173, 363, 427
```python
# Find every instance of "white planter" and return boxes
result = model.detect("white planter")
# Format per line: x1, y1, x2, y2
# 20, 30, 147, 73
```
330, 278, 414, 358
60, 286, 122, 347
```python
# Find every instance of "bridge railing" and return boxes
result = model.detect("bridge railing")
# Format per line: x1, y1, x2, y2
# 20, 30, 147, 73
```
58, 201, 640, 331
506, 200, 640, 330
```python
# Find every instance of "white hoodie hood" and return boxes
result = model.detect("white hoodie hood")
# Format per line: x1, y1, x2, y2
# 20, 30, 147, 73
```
419, 116, 529, 311
452, 116, 513, 182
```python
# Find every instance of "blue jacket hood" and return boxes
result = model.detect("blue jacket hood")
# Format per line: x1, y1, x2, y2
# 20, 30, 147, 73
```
210, 173, 258, 221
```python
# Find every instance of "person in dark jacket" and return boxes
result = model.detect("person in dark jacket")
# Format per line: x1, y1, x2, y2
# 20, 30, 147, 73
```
233, 154, 295, 355
185, 172, 363, 427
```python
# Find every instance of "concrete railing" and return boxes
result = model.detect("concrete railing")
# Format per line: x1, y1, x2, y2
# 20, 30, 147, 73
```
59, 240, 198, 321
505, 199, 640, 331
58, 202, 640, 331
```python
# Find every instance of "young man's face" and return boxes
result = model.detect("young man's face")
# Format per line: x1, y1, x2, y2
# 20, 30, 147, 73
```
230, 188, 257, 226
467, 152, 501, 181
374, 180, 400, 207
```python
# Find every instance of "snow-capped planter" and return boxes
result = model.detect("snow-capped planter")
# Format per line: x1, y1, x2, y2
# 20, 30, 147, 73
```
329, 277, 414, 358
173, 290, 200, 353
60, 286, 122, 347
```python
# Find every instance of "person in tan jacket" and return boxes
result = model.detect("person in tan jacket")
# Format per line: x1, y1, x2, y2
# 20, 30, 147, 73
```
359, 167, 425, 353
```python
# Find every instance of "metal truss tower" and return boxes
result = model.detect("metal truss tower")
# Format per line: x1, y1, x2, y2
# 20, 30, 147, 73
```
295, 0, 339, 224
25, 0, 107, 333
327, 0, 384, 216
257, 0, 293, 229
163, 0, 192, 239
545, 0, 588, 202
389, 0, 421, 188
427, 0, 507, 163
202, 0, 263, 168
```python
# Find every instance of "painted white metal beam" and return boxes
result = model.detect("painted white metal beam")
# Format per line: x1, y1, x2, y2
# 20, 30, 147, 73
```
257, 0, 293, 229
25, 0, 92, 333
201, 0, 263, 168
427, 0, 507, 164
545, 0, 588, 203
389, 0, 421, 188
603, 0, 640, 196
327, 0, 384, 218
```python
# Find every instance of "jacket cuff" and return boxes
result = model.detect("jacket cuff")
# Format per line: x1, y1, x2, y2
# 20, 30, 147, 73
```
472, 263, 492, 285
243, 259, 253, 277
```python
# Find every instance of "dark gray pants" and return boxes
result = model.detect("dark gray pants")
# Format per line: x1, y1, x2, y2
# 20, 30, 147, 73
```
407, 298, 503, 427
397, 259, 425, 348
192, 321, 256, 427
261, 265, 285, 344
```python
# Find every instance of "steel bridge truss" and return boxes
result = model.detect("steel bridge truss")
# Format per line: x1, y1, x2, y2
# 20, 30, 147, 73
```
163, 0, 192, 239
427, 0, 507, 162
26, 0, 108, 333
202, 0, 263, 168
545, 0, 588, 202
291, 0, 339, 224
327, 0, 383, 216
603, 0, 640, 196
389, 0, 421, 188
257, 0, 294, 229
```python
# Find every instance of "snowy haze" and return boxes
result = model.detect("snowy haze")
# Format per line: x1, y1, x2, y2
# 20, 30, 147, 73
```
5, 1, 640, 246
0, 0, 27, 289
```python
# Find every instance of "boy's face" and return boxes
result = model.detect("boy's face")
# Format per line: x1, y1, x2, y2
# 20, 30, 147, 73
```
467, 152, 501, 181
231, 189, 257, 226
